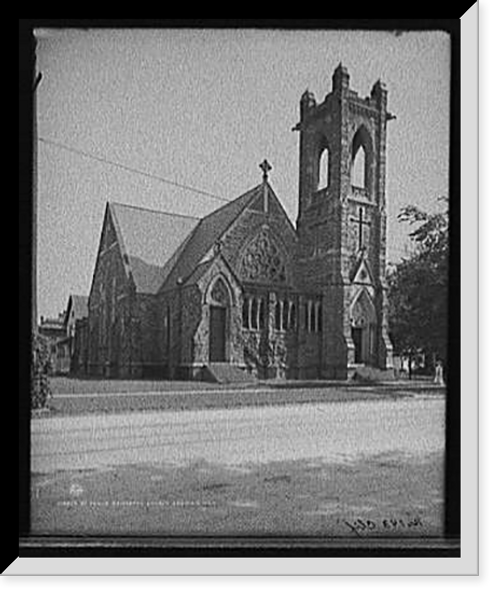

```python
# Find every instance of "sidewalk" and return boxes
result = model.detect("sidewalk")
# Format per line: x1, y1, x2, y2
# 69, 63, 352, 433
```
49, 375, 444, 396
33, 378, 445, 419
260, 377, 444, 393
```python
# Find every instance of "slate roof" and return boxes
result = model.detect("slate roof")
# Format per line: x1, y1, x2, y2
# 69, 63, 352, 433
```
159, 184, 262, 292
107, 182, 294, 295
109, 203, 200, 293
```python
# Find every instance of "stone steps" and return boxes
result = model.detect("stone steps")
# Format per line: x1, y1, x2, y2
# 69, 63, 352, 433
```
349, 365, 396, 383
202, 363, 258, 385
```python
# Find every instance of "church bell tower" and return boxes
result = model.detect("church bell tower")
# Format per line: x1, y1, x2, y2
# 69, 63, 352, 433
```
294, 63, 394, 378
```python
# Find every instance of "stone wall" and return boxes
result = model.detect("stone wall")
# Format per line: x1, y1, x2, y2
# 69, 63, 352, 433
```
87, 207, 142, 378
295, 66, 394, 377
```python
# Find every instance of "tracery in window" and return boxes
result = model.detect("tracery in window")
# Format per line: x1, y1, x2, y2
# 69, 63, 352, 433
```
240, 229, 287, 284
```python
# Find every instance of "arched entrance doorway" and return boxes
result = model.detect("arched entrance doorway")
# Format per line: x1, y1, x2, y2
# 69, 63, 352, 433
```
207, 277, 231, 363
350, 289, 376, 365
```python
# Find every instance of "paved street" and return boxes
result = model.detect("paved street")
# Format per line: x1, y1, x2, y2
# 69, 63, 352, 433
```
32, 394, 444, 473
31, 392, 445, 536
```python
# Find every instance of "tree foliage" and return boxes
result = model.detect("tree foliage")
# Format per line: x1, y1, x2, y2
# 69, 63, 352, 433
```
388, 197, 449, 365
31, 332, 52, 409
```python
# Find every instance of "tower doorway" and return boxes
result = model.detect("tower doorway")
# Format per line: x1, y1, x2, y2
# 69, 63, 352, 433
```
352, 327, 363, 363
351, 323, 375, 364
350, 289, 377, 366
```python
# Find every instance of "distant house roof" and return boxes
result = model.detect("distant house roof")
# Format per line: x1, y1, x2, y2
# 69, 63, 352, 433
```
39, 318, 65, 330
69, 295, 88, 320
38, 314, 66, 339
107, 181, 294, 295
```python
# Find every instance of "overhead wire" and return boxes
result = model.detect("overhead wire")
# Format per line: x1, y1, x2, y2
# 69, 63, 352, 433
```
37, 136, 232, 204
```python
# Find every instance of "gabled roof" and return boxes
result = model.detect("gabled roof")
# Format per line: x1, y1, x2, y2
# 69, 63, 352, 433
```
109, 203, 200, 293
105, 181, 295, 295
182, 251, 241, 290
158, 184, 263, 292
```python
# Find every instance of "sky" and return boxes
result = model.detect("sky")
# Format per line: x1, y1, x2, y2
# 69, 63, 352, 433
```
34, 27, 450, 319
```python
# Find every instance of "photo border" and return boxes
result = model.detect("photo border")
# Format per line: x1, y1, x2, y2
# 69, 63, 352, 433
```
14, 13, 477, 574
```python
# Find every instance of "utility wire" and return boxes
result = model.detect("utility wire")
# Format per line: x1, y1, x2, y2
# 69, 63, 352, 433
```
38, 136, 231, 203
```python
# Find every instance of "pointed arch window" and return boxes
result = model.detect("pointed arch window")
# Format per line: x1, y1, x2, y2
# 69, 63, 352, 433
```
251, 298, 259, 330
289, 302, 297, 330
316, 302, 322, 332
275, 300, 282, 331
310, 301, 317, 332
258, 298, 265, 330
242, 298, 250, 329
282, 301, 289, 331
243, 296, 265, 331
240, 228, 287, 284
303, 299, 322, 333
210, 277, 230, 306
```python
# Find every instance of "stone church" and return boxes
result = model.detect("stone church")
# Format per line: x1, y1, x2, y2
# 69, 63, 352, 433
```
78, 64, 395, 380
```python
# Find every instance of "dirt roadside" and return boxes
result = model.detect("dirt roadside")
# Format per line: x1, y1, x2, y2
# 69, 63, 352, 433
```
34, 378, 445, 418
31, 450, 444, 537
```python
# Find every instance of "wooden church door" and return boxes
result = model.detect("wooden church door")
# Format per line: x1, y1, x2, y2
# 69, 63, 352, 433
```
350, 289, 376, 365
209, 306, 227, 362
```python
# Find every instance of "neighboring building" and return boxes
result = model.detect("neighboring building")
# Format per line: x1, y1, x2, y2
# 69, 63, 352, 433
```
38, 312, 68, 375
38, 295, 89, 376
77, 64, 395, 380
73, 317, 89, 376
63, 294, 89, 374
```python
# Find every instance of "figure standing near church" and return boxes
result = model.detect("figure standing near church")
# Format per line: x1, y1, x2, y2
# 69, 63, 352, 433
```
434, 359, 444, 386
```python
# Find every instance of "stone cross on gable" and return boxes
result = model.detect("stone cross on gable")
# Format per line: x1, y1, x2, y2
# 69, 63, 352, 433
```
259, 159, 272, 181
259, 160, 272, 213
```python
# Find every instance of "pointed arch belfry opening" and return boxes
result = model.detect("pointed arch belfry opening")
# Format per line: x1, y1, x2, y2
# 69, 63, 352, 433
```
318, 147, 329, 190
352, 144, 366, 188
351, 126, 373, 194
317, 136, 330, 191
349, 288, 377, 365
